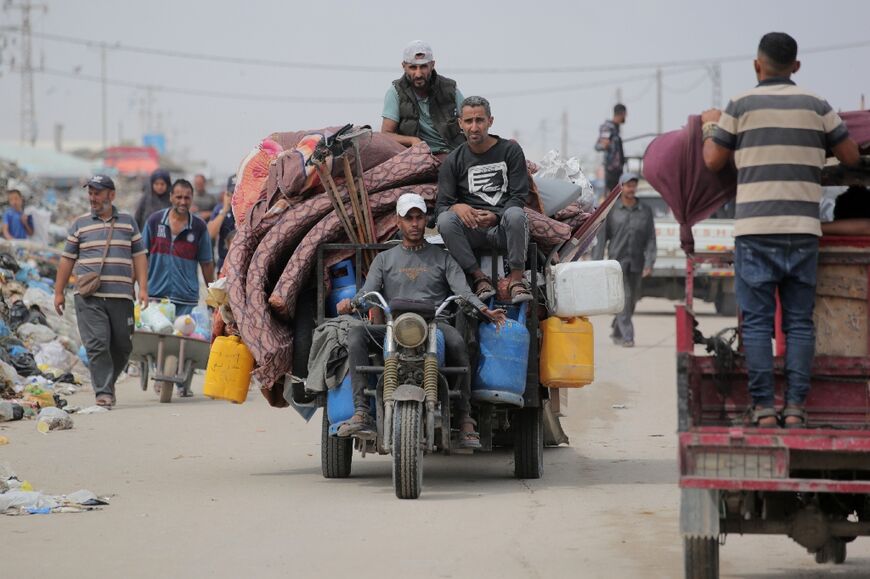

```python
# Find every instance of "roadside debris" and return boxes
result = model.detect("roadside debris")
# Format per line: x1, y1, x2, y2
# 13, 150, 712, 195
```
36, 407, 73, 432
0, 466, 109, 516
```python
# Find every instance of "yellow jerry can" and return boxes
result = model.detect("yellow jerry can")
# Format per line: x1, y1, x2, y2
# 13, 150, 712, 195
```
540, 316, 594, 388
204, 336, 254, 403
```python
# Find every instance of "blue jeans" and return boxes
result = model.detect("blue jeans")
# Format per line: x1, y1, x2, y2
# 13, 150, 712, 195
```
735, 234, 818, 407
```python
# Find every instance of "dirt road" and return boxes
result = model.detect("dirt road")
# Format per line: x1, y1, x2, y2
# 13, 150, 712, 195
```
2, 299, 868, 578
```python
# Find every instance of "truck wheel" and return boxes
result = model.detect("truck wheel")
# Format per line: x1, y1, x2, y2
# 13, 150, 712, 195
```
815, 539, 846, 564
514, 406, 544, 479
714, 291, 737, 317
158, 355, 177, 404
392, 401, 423, 499
684, 536, 719, 579
321, 408, 352, 478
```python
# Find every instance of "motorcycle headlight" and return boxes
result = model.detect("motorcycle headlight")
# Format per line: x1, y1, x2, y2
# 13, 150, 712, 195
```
393, 313, 428, 348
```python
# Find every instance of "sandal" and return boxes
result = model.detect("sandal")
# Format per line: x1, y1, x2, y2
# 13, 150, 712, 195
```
458, 416, 482, 449
508, 279, 533, 304
95, 394, 114, 409
782, 404, 807, 429
472, 276, 496, 301
748, 405, 778, 428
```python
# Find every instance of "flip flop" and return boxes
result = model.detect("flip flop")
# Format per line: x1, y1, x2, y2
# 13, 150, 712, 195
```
473, 276, 496, 301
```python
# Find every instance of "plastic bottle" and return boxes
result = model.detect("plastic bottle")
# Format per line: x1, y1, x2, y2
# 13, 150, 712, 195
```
0, 401, 24, 422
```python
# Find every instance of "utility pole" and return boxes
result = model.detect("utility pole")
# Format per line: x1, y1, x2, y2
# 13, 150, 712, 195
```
615, 87, 623, 105
560, 110, 568, 156
6, 1, 47, 146
708, 62, 722, 108
100, 43, 107, 149
655, 67, 663, 134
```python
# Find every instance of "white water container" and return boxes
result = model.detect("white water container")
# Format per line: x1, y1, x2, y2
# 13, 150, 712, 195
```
547, 260, 625, 317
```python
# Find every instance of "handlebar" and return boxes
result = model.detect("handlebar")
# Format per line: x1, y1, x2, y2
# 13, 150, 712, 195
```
353, 291, 390, 313
435, 295, 464, 318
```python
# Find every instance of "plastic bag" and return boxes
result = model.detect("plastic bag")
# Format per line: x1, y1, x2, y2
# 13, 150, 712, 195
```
16, 322, 57, 344
535, 150, 595, 214
191, 306, 212, 340
37, 406, 73, 431
23, 207, 52, 245
155, 300, 176, 324
206, 278, 228, 308
34, 341, 74, 372
173, 315, 196, 336
140, 307, 173, 334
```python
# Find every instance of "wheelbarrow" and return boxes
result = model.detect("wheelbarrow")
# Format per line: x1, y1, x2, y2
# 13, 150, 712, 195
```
128, 330, 211, 403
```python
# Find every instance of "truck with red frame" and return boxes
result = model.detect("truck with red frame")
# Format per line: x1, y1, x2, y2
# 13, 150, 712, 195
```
677, 161, 870, 577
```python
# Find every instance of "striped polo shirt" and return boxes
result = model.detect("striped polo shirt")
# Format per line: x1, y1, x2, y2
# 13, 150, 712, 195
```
714, 78, 850, 237
62, 207, 146, 300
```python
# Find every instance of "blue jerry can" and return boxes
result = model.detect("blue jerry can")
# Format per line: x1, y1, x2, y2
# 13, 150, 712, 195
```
327, 374, 355, 428
473, 304, 529, 407
326, 259, 358, 317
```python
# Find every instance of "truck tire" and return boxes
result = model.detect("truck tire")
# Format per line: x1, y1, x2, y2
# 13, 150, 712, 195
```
514, 406, 544, 479
321, 409, 352, 478
684, 536, 719, 579
392, 401, 423, 499
714, 291, 737, 317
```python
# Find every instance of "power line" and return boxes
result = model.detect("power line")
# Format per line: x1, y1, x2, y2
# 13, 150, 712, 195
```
4, 27, 869, 75
37, 67, 382, 104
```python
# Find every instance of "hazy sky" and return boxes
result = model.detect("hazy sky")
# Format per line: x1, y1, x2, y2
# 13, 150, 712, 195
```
1, 0, 868, 178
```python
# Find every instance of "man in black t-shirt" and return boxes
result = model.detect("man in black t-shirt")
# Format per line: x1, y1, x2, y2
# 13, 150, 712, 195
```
436, 96, 532, 303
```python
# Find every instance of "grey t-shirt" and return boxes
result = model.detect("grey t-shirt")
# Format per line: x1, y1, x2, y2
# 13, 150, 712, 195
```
353, 242, 486, 311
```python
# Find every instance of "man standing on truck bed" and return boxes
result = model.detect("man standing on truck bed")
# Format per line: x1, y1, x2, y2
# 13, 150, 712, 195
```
591, 173, 655, 348
381, 40, 465, 154
702, 32, 860, 427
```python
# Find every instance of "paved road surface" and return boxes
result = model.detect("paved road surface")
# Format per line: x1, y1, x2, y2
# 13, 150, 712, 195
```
2, 299, 869, 578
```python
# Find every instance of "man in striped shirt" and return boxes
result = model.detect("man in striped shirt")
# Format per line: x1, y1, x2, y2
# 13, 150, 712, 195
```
55, 175, 149, 407
702, 32, 860, 427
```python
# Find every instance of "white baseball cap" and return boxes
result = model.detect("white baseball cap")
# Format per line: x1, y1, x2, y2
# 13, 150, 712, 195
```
396, 193, 427, 217
402, 40, 434, 65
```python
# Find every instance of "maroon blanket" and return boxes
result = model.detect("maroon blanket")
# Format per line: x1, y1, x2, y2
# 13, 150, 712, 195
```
643, 110, 870, 253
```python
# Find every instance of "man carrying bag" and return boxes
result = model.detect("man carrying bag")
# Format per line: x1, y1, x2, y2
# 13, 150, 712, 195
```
55, 175, 149, 407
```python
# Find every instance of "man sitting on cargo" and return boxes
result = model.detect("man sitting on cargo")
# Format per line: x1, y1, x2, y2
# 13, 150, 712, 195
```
436, 96, 533, 304
381, 40, 465, 154
336, 193, 506, 445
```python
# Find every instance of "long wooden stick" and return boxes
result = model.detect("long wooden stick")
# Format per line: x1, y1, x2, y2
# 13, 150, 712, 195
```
342, 156, 369, 243
352, 144, 377, 246
316, 162, 358, 244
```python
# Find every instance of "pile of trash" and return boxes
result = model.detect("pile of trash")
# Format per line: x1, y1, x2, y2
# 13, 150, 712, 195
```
222, 127, 594, 404
0, 465, 109, 516
0, 244, 90, 420
135, 298, 211, 340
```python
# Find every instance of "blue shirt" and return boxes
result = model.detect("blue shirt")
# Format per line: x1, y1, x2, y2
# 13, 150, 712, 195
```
142, 209, 212, 306
209, 203, 236, 272
3, 208, 32, 240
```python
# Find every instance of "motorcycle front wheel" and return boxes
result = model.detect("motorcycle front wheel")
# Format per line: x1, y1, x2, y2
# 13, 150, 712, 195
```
392, 401, 423, 499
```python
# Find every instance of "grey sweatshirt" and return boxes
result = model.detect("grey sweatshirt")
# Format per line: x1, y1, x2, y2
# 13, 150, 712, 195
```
353, 242, 486, 311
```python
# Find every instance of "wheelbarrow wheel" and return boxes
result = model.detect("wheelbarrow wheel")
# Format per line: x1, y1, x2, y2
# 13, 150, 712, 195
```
158, 355, 178, 404
139, 360, 149, 391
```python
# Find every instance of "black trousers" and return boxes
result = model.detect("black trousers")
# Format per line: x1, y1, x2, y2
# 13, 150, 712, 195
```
346, 323, 470, 414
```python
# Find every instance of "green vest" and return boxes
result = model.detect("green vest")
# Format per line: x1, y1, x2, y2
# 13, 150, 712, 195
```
392, 71, 465, 150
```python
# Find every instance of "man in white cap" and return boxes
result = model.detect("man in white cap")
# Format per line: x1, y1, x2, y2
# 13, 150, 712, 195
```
381, 40, 465, 154
336, 192, 505, 445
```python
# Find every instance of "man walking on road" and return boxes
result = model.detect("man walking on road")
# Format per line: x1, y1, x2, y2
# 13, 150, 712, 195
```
436, 96, 533, 303
595, 103, 627, 194
703, 32, 860, 427
142, 179, 215, 318
592, 173, 655, 348
54, 175, 149, 408
381, 40, 465, 154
